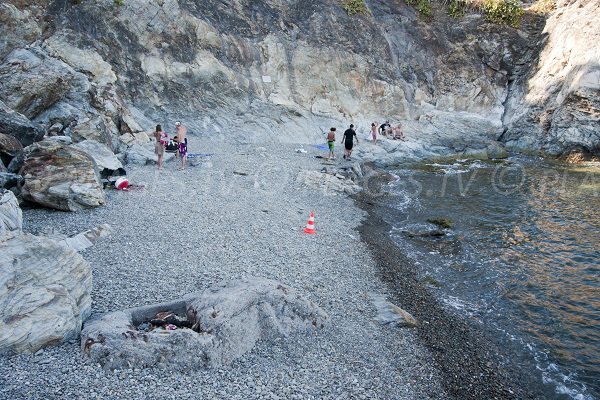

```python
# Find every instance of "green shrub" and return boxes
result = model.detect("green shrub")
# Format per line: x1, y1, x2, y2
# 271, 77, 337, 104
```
406, 0, 433, 18
447, 0, 465, 18
114, 0, 125, 5
340, 0, 369, 15
481, 0, 523, 27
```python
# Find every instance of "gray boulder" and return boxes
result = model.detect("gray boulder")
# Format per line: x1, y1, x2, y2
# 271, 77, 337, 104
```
0, 189, 22, 241
0, 233, 93, 354
0, 100, 43, 147
73, 140, 123, 172
20, 140, 106, 211
126, 144, 157, 165
81, 278, 328, 370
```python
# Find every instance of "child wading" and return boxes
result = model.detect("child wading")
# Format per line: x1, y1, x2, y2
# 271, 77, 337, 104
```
327, 127, 336, 160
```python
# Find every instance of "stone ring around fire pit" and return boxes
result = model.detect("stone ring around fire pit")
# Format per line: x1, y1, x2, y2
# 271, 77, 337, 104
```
80, 278, 329, 370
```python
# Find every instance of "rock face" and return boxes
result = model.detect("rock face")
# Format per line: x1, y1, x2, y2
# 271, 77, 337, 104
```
81, 278, 328, 370
0, 0, 597, 159
0, 228, 93, 354
503, 0, 600, 156
20, 140, 106, 211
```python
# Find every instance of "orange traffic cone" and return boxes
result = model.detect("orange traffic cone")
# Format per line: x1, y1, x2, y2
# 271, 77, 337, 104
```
304, 212, 316, 234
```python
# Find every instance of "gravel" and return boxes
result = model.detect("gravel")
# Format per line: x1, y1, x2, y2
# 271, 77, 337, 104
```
0, 141, 445, 399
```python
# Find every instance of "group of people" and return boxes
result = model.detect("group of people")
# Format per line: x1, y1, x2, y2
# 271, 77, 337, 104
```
325, 120, 406, 160
153, 121, 188, 170
372, 120, 405, 144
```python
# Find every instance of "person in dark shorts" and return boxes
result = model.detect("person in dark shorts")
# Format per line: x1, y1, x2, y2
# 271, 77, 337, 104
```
175, 121, 187, 170
341, 124, 358, 160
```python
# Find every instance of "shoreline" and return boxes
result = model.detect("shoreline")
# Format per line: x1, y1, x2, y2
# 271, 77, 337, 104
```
353, 167, 559, 400
1, 142, 447, 399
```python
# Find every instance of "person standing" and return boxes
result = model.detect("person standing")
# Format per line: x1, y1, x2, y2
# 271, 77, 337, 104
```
326, 127, 336, 160
153, 124, 168, 170
379, 120, 391, 137
342, 124, 358, 160
175, 121, 187, 170
370, 122, 378, 144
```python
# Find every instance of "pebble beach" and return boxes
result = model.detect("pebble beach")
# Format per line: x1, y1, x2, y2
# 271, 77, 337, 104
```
0, 141, 445, 399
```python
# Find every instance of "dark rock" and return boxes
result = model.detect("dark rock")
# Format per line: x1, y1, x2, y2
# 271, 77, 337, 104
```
0, 172, 23, 190
0, 100, 44, 147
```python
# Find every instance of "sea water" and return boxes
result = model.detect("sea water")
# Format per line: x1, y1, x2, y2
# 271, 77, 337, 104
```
378, 156, 600, 400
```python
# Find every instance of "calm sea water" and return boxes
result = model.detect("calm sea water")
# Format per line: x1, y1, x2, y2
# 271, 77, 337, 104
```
381, 157, 600, 400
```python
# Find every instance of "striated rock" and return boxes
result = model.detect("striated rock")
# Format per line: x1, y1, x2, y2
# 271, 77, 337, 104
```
20, 140, 106, 211
73, 140, 123, 172
297, 169, 362, 196
0, 171, 23, 190
81, 278, 328, 370
0, 233, 93, 354
60, 224, 113, 252
0, 100, 44, 147
43, 33, 117, 87
0, 189, 22, 241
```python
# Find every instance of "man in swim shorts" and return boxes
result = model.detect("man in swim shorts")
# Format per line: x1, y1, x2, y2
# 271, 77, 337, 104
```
326, 127, 336, 160
175, 121, 187, 170
342, 124, 358, 160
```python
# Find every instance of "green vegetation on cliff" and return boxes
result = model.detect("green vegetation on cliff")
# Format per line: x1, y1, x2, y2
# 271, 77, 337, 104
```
401, 0, 525, 27
340, 0, 370, 15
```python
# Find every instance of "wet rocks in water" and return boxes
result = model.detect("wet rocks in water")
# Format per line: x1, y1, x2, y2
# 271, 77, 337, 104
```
20, 139, 106, 211
80, 278, 328, 370
426, 217, 453, 229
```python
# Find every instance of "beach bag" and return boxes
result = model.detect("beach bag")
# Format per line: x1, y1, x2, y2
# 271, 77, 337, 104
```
165, 139, 178, 152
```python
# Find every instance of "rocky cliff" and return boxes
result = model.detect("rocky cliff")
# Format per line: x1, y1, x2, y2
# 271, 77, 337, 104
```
0, 0, 598, 162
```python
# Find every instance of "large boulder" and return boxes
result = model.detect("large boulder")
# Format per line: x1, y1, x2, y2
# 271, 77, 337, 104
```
0, 100, 44, 147
20, 140, 106, 211
73, 140, 123, 172
0, 189, 22, 241
0, 233, 93, 354
81, 278, 328, 370
125, 143, 157, 165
